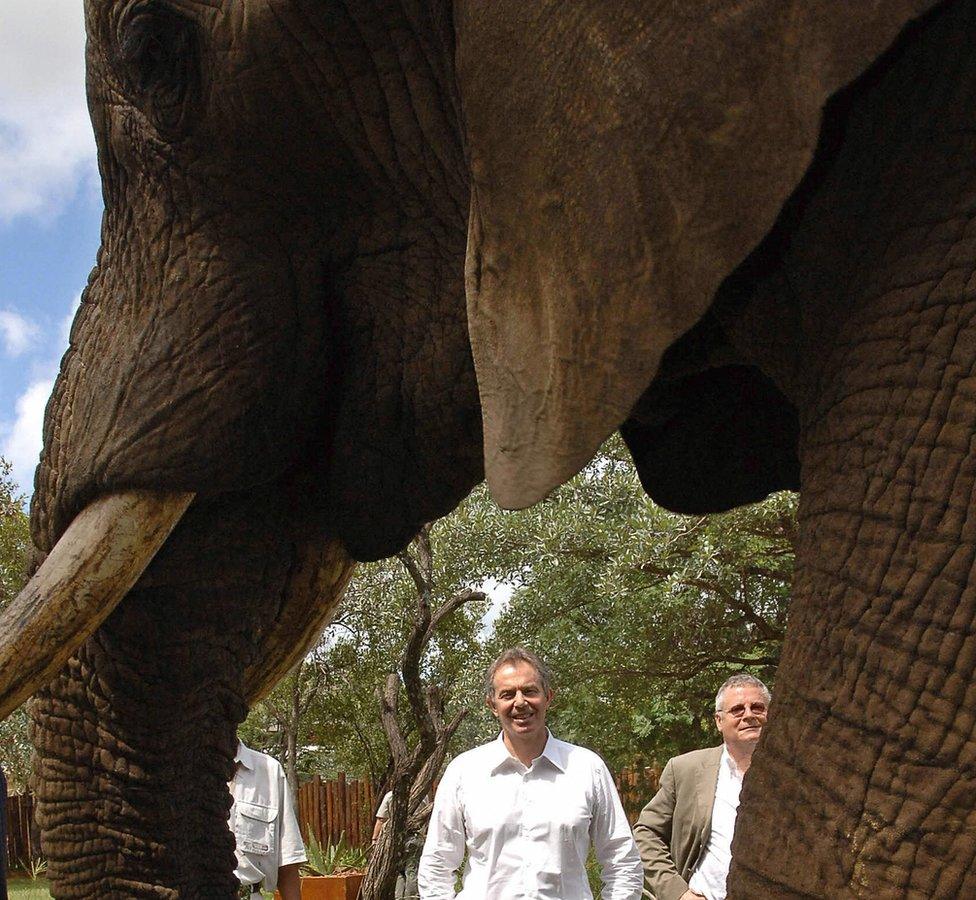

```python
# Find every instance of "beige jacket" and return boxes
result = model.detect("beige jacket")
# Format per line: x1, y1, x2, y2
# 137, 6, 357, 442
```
633, 745, 723, 900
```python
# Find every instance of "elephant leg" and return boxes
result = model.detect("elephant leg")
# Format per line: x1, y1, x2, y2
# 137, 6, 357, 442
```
29, 489, 343, 898
729, 2, 976, 895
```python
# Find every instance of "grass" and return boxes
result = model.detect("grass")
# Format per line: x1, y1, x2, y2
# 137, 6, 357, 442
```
6, 876, 271, 898
7, 877, 53, 899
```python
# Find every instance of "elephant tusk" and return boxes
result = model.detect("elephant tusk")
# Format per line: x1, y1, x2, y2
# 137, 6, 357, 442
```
0, 490, 194, 720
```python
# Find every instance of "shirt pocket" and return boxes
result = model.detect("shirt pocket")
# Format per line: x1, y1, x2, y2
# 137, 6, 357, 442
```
235, 800, 277, 856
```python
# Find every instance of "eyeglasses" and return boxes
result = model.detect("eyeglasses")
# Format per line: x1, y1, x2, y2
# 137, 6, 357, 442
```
718, 702, 768, 718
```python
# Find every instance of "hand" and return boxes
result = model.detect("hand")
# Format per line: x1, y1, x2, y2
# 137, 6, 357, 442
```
679, 892, 707, 900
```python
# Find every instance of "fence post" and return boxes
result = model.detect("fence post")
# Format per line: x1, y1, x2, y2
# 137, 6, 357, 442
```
337, 773, 347, 843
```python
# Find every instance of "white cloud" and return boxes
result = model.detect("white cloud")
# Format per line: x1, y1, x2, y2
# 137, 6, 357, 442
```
0, 291, 81, 499
0, 310, 39, 356
0, 1, 96, 223
1, 378, 54, 497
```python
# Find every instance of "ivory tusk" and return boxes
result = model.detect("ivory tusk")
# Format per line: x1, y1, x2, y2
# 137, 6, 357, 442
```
0, 490, 194, 720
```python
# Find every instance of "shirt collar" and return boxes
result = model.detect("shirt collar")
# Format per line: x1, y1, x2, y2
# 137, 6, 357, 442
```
720, 744, 743, 780
489, 730, 567, 774
235, 739, 257, 771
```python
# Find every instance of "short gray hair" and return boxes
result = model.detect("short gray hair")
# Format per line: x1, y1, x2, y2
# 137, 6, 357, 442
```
484, 647, 553, 698
714, 674, 771, 713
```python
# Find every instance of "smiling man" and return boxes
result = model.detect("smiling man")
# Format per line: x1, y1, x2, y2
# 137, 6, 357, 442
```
418, 647, 643, 899
634, 674, 771, 900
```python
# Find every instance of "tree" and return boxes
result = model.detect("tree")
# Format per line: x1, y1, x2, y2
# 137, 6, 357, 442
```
0, 460, 30, 607
361, 525, 484, 900
0, 459, 33, 792
241, 518, 497, 786
238, 654, 325, 802
449, 436, 796, 765
245, 435, 795, 782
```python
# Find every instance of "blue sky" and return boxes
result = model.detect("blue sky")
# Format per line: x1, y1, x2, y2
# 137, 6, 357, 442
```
0, 2, 101, 501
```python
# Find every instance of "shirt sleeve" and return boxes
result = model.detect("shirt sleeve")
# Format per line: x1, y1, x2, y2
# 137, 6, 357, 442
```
632, 759, 689, 900
589, 758, 645, 900
377, 791, 392, 819
417, 762, 465, 899
277, 768, 308, 870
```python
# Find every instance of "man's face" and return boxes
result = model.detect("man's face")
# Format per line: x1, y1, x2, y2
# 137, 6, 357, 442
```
715, 684, 768, 751
487, 661, 554, 744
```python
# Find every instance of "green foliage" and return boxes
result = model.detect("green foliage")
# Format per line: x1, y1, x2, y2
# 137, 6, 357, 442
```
0, 458, 33, 791
301, 831, 368, 876
452, 436, 795, 765
0, 704, 34, 793
0, 458, 30, 607
245, 436, 794, 777
586, 848, 603, 899
26, 856, 48, 881
243, 523, 496, 782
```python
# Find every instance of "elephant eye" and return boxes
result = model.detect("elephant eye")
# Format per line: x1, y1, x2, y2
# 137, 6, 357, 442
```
118, 4, 200, 136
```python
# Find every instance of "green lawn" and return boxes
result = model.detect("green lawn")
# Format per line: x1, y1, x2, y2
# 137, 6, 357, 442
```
4, 876, 271, 898
7, 878, 53, 899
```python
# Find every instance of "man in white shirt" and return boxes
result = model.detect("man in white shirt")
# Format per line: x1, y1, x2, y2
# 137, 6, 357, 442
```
228, 740, 307, 900
633, 674, 771, 900
418, 647, 644, 899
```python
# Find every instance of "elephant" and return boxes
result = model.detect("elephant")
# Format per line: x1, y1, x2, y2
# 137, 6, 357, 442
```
2, 0, 975, 895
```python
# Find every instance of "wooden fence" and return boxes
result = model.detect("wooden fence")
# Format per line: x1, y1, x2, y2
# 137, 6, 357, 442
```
295, 764, 662, 849
296, 773, 377, 849
5, 764, 661, 868
4, 793, 40, 872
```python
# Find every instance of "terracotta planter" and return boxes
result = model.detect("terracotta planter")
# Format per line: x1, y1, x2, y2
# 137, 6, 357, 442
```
276, 873, 365, 900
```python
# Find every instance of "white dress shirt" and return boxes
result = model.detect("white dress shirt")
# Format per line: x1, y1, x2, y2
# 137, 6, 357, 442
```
228, 741, 307, 891
418, 732, 643, 900
688, 746, 742, 900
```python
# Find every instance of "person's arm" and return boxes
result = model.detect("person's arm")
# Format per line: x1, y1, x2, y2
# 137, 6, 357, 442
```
589, 759, 645, 900
372, 791, 392, 844
632, 760, 691, 900
276, 862, 302, 900
417, 765, 465, 899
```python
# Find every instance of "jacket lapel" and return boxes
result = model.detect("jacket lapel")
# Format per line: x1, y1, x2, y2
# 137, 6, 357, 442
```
696, 746, 723, 847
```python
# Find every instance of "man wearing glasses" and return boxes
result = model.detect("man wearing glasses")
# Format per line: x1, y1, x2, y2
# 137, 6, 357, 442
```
634, 674, 770, 900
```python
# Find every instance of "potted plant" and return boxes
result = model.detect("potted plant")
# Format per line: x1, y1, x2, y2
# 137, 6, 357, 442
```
276, 832, 368, 900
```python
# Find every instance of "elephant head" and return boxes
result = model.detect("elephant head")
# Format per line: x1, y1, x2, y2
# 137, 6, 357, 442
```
2, 0, 972, 896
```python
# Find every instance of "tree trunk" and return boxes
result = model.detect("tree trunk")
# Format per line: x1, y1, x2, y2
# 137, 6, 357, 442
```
360, 533, 480, 900
729, 3, 976, 894
284, 679, 301, 805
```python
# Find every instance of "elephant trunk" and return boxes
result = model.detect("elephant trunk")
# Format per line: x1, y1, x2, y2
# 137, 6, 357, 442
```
0, 491, 194, 721
28, 486, 354, 898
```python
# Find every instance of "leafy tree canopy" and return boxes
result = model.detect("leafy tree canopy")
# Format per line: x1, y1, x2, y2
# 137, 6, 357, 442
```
242, 523, 497, 787
0, 458, 33, 791
465, 437, 795, 765
246, 437, 796, 779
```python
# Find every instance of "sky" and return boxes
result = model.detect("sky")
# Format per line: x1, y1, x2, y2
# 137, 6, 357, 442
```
0, 1, 102, 501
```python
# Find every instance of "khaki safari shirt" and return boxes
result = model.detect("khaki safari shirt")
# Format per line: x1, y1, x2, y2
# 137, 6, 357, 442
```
228, 741, 307, 890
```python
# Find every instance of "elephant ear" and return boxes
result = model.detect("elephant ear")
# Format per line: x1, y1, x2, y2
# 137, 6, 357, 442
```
457, 0, 940, 508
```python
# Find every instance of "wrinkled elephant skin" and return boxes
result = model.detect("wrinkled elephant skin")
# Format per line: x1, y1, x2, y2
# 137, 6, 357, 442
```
9, 0, 976, 897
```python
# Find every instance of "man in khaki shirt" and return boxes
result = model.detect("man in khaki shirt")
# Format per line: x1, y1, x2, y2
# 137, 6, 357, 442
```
633, 675, 770, 900
228, 740, 306, 899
